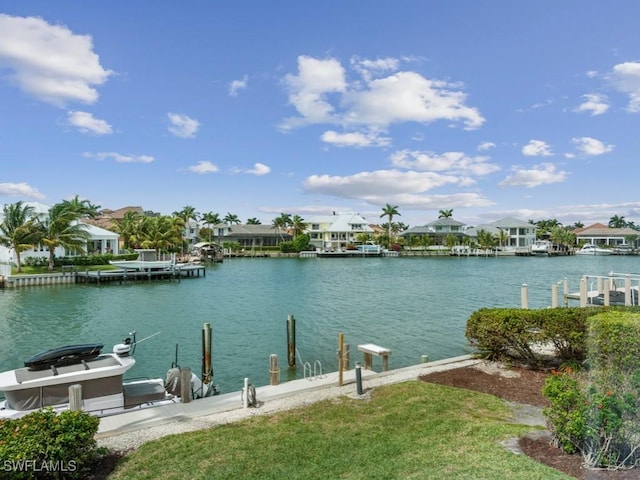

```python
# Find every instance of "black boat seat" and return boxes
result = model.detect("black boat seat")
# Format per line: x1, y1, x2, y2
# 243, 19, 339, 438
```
123, 382, 166, 408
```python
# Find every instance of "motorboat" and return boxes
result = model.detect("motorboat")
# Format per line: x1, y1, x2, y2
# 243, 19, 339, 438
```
109, 249, 176, 271
531, 240, 552, 256
355, 242, 383, 254
0, 332, 212, 420
575, 244, 612, 256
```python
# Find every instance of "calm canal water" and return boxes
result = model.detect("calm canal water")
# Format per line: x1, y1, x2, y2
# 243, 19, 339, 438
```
1, 254, 638, 393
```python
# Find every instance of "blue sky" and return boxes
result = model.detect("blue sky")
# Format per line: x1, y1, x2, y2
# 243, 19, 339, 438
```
1, 2, 639, 228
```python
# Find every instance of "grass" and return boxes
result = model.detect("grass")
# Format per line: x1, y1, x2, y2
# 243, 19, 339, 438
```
107, 381, 573, 480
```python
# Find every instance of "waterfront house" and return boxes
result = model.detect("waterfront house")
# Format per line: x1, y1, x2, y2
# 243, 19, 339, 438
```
0, 202, 120, 266
211, 223, 292, 250
574, 223, 639, 247
304, 212, 375, 251
400, 217, 467, 245
466, 217, 536, 250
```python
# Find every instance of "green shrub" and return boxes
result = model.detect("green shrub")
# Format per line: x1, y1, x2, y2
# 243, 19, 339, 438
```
0, 408, 101, 479
543, 311, 640, 469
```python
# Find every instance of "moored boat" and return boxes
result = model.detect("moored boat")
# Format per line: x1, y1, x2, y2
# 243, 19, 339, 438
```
0, 332, 213, 419
109, 249, 175, 271
575, 244, 612, 256
531, 240, 552, 256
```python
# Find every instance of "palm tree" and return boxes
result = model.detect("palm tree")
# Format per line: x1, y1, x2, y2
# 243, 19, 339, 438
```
380, 204, 400, 247
246, 218, 261, 225
223, 213, 241, 225
496, 228, 509, 249
438, 209, 453, 218
36, 203, 90, 270
476, 229, 496, 252
201, 212, 221, 243
608, 215, 627, 229
0, 201, 38, 272
60, 195, 101, 219
571, 221, 584, 229
136, 216, 182, 255
271, 215, 287, 241
113, 210, 142, 250
290, 215, 306, 238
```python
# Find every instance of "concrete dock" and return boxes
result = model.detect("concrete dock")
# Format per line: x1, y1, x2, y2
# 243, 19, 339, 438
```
97, 355, 477, 441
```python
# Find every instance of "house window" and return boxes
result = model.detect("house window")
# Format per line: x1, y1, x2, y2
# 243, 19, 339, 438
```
311, 224, 320, 230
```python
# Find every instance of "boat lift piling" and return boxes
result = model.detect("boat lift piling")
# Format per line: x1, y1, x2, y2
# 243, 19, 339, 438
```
269, 354, 280, 385
287, 314, 296, 368
202, 323, 213, 385
521, 284, 528, 309
338, 332, 345, 386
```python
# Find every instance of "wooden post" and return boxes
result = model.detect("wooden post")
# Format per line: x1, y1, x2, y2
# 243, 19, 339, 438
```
243, 378, 249, 408
338, 332, 344, 386
603, 278, 610, 306
625, 275, 632, 306
180, 368, 192, 403
343, 343, 350, 371
287, 314, 296, 368
269, 354, 280, 385
563, 278, 569, 307
579, 276, 587, 307
521, 284, 528, 309
551, 283, 558, 308
69, 384, 82, 411
202, 323, 213, 385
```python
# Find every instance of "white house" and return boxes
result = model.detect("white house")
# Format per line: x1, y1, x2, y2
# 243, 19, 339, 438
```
466, 217, 536, 249
0, 201, 120, 266
304, 212, 375, 251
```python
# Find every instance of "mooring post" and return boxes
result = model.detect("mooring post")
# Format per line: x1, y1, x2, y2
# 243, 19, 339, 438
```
287, 314, 296, 368
69, 384, 82, 411
625, 275, 632, 306
603, 278, 610, 306
343, 343, 350, 370
579, 276, 587, 307
202, 322, 213, 385
243, 378, 249, 408
355, 362, 363, 395
269, 354, 280, 385
338, 332, 344, 386
551, 283, 558, 308
180, 368, 192, 403
521, 284, 528, 309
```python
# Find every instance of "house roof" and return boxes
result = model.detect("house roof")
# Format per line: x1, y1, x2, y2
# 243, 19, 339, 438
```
491, 217, 532, 228
426, 217, 465, 227
223, 224, 292, 238
574, 223, 639, 237
78, 221, 118, 238
306, 213, 373, 232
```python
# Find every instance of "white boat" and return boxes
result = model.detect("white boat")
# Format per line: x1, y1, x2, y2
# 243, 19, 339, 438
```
109, 249, 176, 271
0, 333, 211, 419
355, 241, 383, 254
575, 244, 612, 256
531, 240, 552, 256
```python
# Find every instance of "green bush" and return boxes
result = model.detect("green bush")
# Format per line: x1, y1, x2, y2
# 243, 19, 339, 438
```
0, 408, 101, 479
543, 311, 640, 469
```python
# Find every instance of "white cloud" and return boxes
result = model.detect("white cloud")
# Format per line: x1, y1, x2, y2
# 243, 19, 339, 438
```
522, 140, 553, 157
229, 75, 248, 96
280, 55, 484, 134
574, 93, 609, 116
499, 163, 567, 188
84, 152, 154, 163
390, 150, 499, 176
0, 14, 112, 107
168, 113, 200, 138
571, 136, 614, 156
188, 161, 219, 174
477, 141, 496, 151
607, 61, 640, 112
350, 56, 400, 81
67, 111, 112, 135
0, 182, 45, 200
245, 163, 271, 176
321, 130, 391, 148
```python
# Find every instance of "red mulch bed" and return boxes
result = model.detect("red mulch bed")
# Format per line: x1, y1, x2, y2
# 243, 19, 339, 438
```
420, 364, 638, 479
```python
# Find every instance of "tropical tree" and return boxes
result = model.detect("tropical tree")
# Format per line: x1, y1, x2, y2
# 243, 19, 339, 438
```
60, 195, 101, 219
0, 201, 38, 272
223, 213, 241, 225
496, 228, 509, 249
135, 216, 182, 254
201, 212, 221, 243
530, 218, 562, 239
608, 215, 627, 228
438, 209, 453, 218
380, 204, 400, 247
476, 229, 496, 251
113, 210, 143, 250
549, 226, 575, 248
571, 221, 584, 229
173, 205, 199, 253
271, 213, 292, 240
246, 217, 261, 225
290, 215, 306, 238
36, 203, 91, 270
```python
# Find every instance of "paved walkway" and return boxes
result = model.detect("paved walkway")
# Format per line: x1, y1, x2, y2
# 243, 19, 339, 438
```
97, 355, 478, 443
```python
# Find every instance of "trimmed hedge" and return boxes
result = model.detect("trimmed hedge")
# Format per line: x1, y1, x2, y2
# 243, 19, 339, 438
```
0, 408, 102, 479
465, 306, 640, 366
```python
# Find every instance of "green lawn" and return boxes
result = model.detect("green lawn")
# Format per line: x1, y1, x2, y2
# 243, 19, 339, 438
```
107, 381, 572, 480
11, 265, 119, 275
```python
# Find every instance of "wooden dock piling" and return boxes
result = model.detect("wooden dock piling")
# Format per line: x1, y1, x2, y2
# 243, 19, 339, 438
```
269, 354, 280, 385
287, 314, 296, 367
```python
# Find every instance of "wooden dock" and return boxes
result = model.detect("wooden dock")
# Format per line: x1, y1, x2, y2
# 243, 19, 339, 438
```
75, 264, 206, 285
